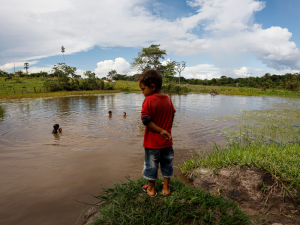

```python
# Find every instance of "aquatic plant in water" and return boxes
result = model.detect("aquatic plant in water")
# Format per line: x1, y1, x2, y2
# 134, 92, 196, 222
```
222, 102, 300, 145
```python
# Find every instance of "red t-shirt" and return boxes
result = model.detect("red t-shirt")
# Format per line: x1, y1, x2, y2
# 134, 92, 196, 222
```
141, 94, 176, 149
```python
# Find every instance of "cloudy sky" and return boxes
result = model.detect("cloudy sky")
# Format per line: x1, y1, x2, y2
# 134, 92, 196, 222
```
0, 0, 300, 79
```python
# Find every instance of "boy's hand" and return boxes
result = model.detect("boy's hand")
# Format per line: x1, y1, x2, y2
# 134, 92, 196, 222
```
160, 130, 171, 140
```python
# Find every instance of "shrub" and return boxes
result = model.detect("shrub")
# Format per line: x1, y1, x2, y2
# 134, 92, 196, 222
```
161, 84, 190, 93
285, 81, 299, 91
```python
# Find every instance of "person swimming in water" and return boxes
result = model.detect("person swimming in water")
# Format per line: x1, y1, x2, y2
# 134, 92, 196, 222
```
52, 124, 62, 134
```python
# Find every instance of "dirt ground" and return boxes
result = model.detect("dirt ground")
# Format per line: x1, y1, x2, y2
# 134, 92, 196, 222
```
189, 167, 300, 225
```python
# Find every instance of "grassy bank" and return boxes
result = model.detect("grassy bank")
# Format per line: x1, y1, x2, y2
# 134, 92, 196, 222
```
81, 177, 250, 225
179, 102, 300, 204
113, 80, 140, 91
0, 90, 121, 100
190, 85, 300, 98
2, 78, 300, 99
0, 76, 45, 95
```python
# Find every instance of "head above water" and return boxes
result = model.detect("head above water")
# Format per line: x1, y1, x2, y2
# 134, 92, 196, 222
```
53, 124, 59, 130
123, 112, 126, 116
138, 69, 162, 97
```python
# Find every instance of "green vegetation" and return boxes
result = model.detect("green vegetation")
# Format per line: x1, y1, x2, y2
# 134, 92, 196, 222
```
113, 80, 140, 92
0, 105, 4, 117
179, 102, 300, 205
0, 90, 120, 100
190, 85, 300, 97
82, 177, 250, 225
0, 76, 45, 95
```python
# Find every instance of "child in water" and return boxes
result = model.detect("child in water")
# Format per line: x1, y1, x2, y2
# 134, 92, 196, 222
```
108, 111, 112, 118
123, 112, 126, 118
52, 124, 62, 134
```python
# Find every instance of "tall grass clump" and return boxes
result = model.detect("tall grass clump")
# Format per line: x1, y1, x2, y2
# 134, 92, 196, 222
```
162, 84, 191, 94
179, 102, 300, 204
81, 177, 250, 225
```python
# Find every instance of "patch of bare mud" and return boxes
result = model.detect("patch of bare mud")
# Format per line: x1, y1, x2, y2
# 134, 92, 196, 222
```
188, 167, 299, 225
82, 205, 101, 225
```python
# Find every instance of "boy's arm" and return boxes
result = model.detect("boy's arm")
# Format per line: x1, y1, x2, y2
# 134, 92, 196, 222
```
142, 117, 171, 140
147, 121, 171, 140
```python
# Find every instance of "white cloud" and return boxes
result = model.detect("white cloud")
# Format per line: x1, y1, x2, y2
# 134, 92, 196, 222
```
182, 64, 222, 79
232, 67, 251, 77
28, 66, 52, 74
0, 0, 300, 71
94, 57, 132, 77
0, 61, 39, 71
182, 64, 299, 79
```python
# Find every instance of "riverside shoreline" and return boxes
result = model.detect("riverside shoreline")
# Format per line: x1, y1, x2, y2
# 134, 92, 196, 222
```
1, 79, 300, 100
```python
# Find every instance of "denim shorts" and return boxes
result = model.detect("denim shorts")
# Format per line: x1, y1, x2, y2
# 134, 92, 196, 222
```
142, 146, 174, 180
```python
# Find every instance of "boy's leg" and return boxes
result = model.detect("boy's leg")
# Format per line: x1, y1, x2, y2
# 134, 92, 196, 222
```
143, 148, 159, 196
163, 178, 170, 195
160, 146, 174, 195
147, 180, 156, 196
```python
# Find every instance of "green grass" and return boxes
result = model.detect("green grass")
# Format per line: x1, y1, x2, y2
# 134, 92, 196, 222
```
81, 177, 251, 225
0, 90, 121, 100
178, 102, 300, 205
2, 78, 300, 99
189, 85, 300, 98
114, 80, 141, 91
0, 76, 45, 95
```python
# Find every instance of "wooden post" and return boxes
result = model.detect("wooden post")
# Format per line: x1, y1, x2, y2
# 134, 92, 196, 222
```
34, 87, 36, 92
7, 88, 8, 95
13, 88, 15, 94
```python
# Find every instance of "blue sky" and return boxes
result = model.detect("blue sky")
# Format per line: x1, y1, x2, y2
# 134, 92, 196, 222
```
0, 0, 299, 79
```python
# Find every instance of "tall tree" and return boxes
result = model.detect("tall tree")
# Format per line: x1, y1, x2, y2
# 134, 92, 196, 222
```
52, 63, 76, 82
161, 60, 177, 83
107, 69, 117, 80
84, 71, 96, 79
24, 62, 29, 74
131, 44, 167, 72
175, 61, 186, 85
61, 45, 65, 63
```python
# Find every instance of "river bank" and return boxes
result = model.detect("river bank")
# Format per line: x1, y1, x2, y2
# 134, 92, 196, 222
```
1, 79, 300, 100
0, 90, 121, 100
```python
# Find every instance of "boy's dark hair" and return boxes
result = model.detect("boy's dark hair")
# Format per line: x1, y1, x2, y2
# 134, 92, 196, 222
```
108, 111, 112, 113
53, 124, 59, 130
137, 69, 162, 89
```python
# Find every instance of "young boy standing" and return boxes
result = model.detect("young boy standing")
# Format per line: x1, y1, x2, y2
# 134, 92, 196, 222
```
138, 69, 176, 197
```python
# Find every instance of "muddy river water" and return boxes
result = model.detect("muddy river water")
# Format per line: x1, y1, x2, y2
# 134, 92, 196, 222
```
0, 93, 288, 225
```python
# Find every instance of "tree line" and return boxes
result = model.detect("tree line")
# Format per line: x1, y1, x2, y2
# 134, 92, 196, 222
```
1, 44, 300, 91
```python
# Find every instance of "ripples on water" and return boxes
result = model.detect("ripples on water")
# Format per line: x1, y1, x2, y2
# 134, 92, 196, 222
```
0, 93, 287, 152
0, 93, 290, 225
